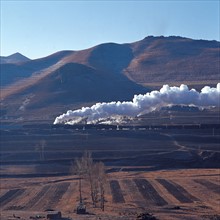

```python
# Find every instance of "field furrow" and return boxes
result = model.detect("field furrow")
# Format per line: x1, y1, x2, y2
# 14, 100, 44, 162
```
170, 180, 199, 201
157, 179, 193, 203
122, 179, 146, 208
0, 189, 25, 207
45, 182, 70, 209
30, 185, 55, 211
194, 179, 220, 194
109, 180, 125, 203
134, 179, 168, 206
24, 185, 51, 209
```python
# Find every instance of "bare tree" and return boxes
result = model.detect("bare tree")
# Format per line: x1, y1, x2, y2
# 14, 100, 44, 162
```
84, 155, 107, 211
83, 151, 99, 207
73, 152, 107, 211
97, 162, 107, 211
88, 161, 104, 208
72, 155, 87, 204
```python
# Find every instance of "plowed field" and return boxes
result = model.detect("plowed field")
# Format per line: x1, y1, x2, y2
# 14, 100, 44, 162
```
1, 169, 219, 220
0, 127, 219, 219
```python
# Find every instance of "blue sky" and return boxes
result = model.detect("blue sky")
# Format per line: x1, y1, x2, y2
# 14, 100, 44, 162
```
1, 0, 219, 59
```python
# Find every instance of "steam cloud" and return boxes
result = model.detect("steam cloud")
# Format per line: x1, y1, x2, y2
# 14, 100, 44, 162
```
54, 83, 220, 125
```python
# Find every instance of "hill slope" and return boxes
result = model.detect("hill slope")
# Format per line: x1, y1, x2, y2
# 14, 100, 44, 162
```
125, 36, 219, 87
0, 52, 30, 64
0, 36, 219, 122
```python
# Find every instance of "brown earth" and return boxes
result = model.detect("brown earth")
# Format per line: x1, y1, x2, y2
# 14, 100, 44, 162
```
0, 110, 219, 219
1, 36, 219, 122
0, 169, 219, 220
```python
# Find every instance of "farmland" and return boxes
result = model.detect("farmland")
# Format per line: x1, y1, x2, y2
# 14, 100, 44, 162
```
0, 116, 220, 219
0, 169, 219, 220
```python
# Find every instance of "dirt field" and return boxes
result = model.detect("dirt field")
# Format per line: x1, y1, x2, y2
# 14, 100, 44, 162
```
0, 169, 219, 220
0, 124, 219, 219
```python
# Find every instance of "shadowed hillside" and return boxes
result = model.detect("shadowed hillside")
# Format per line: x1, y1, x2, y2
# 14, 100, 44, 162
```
23, 62, 146, 109
0, 52, 30, 64
0, 36, 219, 122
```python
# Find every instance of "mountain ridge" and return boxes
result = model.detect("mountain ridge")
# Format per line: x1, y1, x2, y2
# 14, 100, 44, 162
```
0, 52, 31, 64
0, 36, 219, 122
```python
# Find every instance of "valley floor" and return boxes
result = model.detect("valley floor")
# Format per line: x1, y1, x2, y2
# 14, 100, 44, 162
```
0, 169, 219, 220
0, 122, 219, 219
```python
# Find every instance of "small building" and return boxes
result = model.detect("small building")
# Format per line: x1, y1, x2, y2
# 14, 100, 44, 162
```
46, 211, 62, 220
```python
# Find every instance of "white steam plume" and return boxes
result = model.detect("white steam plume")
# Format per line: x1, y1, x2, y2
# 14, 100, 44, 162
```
54, 83, 220, 125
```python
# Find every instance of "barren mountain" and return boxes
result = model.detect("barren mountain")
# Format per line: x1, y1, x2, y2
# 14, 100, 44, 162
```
0, 36, 219, 122
125, 36, 219, 87
0, 52, 30, 64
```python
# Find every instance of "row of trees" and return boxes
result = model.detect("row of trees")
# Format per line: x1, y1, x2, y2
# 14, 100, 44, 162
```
73, 151, 107, 211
